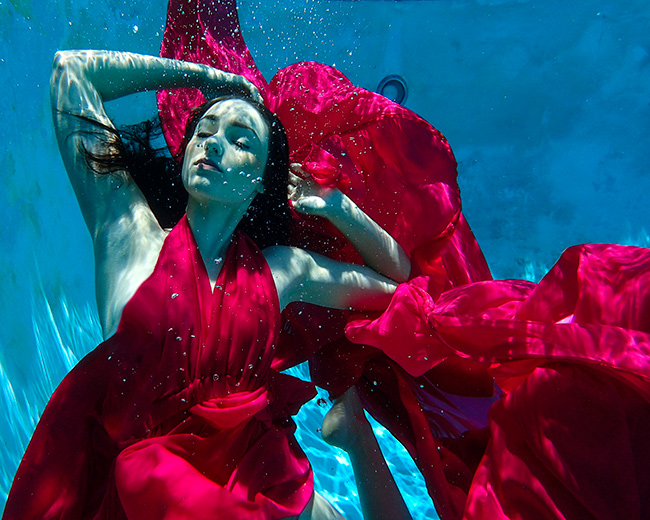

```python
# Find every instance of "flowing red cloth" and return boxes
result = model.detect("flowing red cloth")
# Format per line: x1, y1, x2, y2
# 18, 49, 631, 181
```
157, 1, 493, 518
3, 216, 315, 520
158, 0, 489, 290
348, 243, 650, 519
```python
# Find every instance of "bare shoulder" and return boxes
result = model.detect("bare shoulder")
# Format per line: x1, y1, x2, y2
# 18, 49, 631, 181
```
263, 246, 397, 312
263, 245, 312, 310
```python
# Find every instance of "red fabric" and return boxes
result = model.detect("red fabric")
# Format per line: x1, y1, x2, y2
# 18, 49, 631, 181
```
4, 217, 315, 520
158, 0, 490, 287
156, 1, 493, 518
155, 3, 650, 518
348, 243, 650, 519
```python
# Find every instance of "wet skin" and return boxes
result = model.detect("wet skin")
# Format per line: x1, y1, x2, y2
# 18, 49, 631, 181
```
182, 99, 270, 206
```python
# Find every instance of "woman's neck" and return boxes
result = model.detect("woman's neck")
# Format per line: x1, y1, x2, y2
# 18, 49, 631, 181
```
186, 199, 249, 280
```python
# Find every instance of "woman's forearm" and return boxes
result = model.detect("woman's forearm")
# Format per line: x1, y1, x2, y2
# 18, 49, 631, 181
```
327, 193, 412, 283
52, 49, 259, 113
54, 50, 213, 102
290, 166, 412, 283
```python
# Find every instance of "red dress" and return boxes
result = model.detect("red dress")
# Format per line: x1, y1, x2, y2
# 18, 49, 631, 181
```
156, 1, 650, 518
3, 216, 315, 519
348, 244, 650, 519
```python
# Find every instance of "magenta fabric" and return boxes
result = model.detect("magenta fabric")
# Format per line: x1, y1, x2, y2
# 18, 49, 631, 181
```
158, 0, 490, 289
4, 217, 315, 520
156, 1, 495, 518
348, 243, 650, 519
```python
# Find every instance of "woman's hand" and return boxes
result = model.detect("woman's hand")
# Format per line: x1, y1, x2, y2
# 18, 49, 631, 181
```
287, 163, 411, 282
288, 163, 344, 219
200, 67, 263, 104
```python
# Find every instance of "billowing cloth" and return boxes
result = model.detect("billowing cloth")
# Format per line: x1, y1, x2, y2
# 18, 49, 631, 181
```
157, 3, 494, 516
348, 243, 650, 519
158, 0, 490, 290
3, 216, 315, 520
156, 2, 650, 518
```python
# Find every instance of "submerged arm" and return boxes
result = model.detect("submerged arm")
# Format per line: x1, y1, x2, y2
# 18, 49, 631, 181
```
51, 49, 259, 235
51, 50, 259, 337
289, 165, 411, 283
265, 246, 398, 312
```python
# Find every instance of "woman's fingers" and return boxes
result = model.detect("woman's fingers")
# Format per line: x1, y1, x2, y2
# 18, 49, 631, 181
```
235, 75, 263, 104
288, 171, 304, 186
202, 69, 263, 104
290, 163, 309, 177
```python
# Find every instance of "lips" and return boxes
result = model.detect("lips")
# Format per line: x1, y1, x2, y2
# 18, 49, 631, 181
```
195, 158, 222, 172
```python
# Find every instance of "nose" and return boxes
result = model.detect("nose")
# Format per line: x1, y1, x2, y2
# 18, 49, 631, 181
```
204, 135, 224, 156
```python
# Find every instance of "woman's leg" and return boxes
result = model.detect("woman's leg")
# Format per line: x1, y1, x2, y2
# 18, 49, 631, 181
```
297, 492, 347, 520
321, 387, 413, 520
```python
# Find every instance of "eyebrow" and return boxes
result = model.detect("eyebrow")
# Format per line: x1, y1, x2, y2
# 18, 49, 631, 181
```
200, 115, 261, 141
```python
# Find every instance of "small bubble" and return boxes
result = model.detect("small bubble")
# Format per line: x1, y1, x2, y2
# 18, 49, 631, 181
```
214, 257, 223, 265
317, 398, 328, 407
171, 292, 179, 299
176, 336, 182, 341
248, 364, 254, 369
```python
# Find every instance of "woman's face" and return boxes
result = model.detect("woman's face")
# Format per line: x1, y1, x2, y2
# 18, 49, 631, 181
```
182, 99, 270, 205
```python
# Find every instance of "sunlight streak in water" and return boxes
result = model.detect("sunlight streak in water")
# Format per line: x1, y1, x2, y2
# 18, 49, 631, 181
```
0, 283, 102, 506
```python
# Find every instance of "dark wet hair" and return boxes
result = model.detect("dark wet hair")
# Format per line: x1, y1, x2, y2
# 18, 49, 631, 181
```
77, 96, 290, 248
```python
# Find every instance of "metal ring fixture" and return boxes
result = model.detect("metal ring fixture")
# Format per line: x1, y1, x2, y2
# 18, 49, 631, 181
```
377, 74, 408, 105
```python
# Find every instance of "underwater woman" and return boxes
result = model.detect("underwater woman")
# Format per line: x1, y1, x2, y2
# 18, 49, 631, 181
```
3, 49, 415, 520
151, 2, 650, 519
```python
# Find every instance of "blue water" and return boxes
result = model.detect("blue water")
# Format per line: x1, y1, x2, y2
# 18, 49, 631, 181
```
2, 0, 650, 517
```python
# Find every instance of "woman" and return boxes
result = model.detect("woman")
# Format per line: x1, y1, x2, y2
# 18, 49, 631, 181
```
157, 5, 497, 518
3, 50, 413, 520
161, 3, 650, 519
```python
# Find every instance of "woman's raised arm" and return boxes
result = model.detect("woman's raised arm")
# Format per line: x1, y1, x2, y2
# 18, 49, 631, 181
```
265, 245, 398, 312
50, 50, 259, 237
288, 165, 412, 283
50, 50, 260, 337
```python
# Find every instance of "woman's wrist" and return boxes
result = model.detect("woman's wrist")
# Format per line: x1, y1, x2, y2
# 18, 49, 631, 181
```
322, 190, 354, 227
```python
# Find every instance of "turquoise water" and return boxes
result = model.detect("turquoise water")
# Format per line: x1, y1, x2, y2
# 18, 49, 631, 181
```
2, 0, 650, 517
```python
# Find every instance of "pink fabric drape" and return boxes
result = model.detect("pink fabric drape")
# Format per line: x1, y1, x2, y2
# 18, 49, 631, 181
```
4, 217, 315, 519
